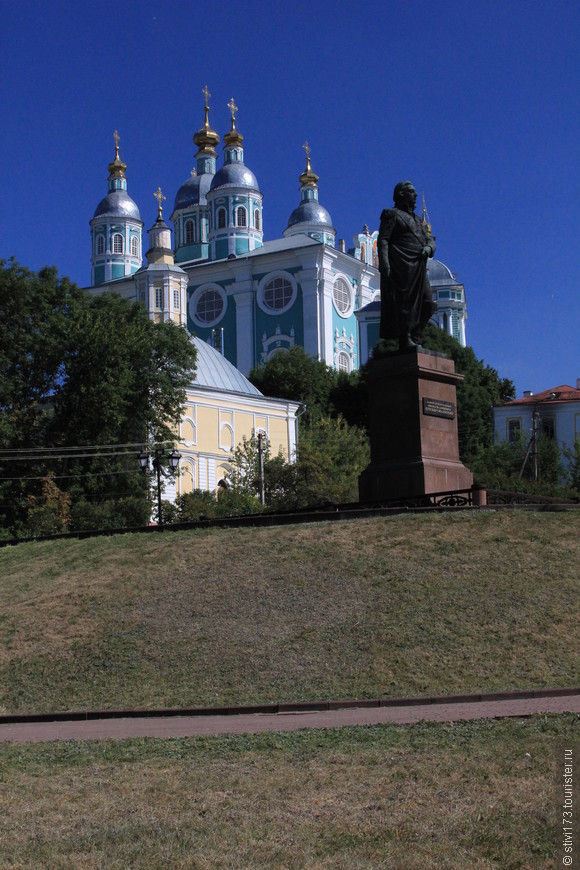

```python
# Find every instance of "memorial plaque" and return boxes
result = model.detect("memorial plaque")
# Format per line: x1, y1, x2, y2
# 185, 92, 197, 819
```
422, 397, 455, 419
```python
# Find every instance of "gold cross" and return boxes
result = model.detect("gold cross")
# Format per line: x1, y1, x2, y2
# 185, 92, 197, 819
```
202, 84, 211, 105
190, 167, 197, 177
153, 186, 166, 216
228, 97, 238, 120
302, 141, 311, 159
113, 130, 120, 153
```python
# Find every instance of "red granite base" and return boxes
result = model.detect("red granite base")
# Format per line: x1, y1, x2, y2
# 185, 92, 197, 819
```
359, 349, 473, 502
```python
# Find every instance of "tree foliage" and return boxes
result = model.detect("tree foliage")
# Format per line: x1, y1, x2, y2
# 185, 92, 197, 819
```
0, 260, 196, 537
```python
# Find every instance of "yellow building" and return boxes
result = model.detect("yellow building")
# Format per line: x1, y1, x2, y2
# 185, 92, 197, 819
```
90, 192, 300, 499
177, 336, 300, 496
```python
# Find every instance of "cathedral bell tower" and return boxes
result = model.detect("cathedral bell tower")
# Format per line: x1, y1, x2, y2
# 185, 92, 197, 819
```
135, 188, 188, 327
90, 132, 143, 286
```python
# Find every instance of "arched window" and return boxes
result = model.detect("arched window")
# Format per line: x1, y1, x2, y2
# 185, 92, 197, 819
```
96, 235, 105, 255
112, 234, 124, 254
372, 240, 378, 268
360, 242, 366, 262
333, 277, 352, 316
236, 207, 247, 227
131, 236, 139, 257
337, 351, 351, 372
217, 208, 227, 229
254, 209, 261, 231
185, 219, 194, 244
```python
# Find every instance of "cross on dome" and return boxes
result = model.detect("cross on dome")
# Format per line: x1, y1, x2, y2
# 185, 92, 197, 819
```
153, 186, 166, 218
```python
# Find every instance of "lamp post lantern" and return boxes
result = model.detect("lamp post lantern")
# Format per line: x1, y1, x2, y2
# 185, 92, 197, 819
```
138, 445, 181, 527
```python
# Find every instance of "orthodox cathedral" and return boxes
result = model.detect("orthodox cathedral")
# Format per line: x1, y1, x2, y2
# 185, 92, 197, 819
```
88, 92, 468, 381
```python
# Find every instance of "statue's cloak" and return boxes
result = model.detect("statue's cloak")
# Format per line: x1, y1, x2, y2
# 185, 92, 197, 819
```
378, 208, 435, 340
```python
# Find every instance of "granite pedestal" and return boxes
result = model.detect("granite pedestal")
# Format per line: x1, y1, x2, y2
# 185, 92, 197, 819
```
358, 349, 473, 502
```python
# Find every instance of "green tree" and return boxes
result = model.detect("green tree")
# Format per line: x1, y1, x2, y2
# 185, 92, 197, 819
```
249, 346, 337, 424
0, 260, 196, 537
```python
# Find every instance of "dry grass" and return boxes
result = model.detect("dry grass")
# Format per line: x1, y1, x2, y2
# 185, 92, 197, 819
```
0, 714, 575, 868
0, 510, 579, 714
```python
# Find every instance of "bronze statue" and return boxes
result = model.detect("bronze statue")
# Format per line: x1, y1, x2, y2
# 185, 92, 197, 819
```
378, 181, 437, 352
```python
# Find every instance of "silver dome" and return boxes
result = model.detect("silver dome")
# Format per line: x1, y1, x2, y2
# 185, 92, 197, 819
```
173, 174, 213, 211
286, 201, 333, 229
209, 163, 260, 192
427, 259, 456, 283
93, 190, 141, 220
191, 336, 262, 396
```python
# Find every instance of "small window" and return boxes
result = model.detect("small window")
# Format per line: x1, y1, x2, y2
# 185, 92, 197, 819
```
541, 417, 555, 440
337, 351, 351, 372
196, 288, 224, 324
131, 236, 139, 257
173, 289, 180, 309
217, 208, 227, 229
507, 419, 521, 444
185, 219, 194, 244
254, 209, 260, 231
155, 287, 163, 309
112, 234, 124, 254
372, 240, 378, 268
236, 207, 247, 227
333, 277, 352, 316
263, 277, 293, 311
96, 235, 105, 255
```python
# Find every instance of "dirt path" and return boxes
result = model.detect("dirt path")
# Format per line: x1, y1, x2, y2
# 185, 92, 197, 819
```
1, 691, 578, 743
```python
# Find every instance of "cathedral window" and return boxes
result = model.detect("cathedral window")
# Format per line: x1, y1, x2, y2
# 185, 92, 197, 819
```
254, 209, 261, 231
96, 234, 105, 255
258, 273, 297, 315
185, 219, 195, 244
131, 236, 139, 257
112, 233, 124, 254
191, 285, 226, 326
332, 276, 353, 317
173, 289, 180, 309
155, 287, 163, 309
236, 207, 247, 227
217, 208, 227, 229
337, 351, 351, 372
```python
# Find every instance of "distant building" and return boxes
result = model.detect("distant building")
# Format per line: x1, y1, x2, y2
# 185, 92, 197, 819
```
87, 95, 469, 380
493, 382, 580, 471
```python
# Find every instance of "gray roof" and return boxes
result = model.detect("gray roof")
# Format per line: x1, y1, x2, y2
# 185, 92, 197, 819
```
191, 336, 262, 396
173, 173, 213, 211
287, 200, 334, 230
427, 259, 457, 284
93, 190, 141, 220
209, 163, 260, 192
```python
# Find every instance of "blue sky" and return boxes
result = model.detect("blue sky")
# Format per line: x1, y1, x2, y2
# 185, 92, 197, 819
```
1, 0, 578, 395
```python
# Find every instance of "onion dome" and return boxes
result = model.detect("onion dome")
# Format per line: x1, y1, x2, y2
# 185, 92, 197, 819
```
193, 85, 220, 158
173, 87, 220, 211
173, 168, 214, 210
209, 98, 260, 193
284, 143, 334, 239
93, 132, 141, 220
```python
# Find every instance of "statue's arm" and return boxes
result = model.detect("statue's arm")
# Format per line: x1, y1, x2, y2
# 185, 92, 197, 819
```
378, 209, 396, 274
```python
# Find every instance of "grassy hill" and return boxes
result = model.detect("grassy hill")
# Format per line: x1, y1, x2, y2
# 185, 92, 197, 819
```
1, 510, 579, 714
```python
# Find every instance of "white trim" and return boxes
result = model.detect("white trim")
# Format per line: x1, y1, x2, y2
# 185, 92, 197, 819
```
256, 270, 298, 315
189, 283, 227, 328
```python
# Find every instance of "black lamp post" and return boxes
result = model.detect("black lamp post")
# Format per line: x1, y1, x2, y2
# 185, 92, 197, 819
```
138, 446, 181, 527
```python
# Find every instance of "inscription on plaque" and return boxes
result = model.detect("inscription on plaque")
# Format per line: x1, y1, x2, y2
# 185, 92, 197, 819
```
422, 397, 455, 419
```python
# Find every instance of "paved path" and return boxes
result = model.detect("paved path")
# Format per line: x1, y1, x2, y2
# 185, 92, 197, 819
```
1, 693, 578, 744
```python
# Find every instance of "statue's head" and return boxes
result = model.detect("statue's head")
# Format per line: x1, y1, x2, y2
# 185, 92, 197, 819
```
393, 181, 417, 211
